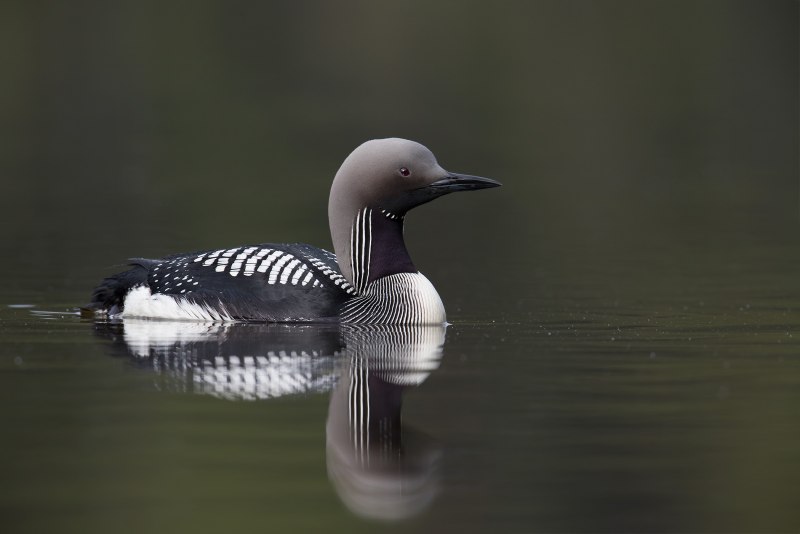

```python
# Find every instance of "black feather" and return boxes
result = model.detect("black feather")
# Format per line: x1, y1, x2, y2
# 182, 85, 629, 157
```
85, 260, 154, 315
87, 244, 353, 322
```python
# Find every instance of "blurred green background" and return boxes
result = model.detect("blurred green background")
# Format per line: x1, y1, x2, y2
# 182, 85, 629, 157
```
0, 0, 796, 291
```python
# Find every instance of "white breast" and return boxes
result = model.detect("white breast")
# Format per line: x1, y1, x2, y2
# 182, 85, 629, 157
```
340, 272, 446, 324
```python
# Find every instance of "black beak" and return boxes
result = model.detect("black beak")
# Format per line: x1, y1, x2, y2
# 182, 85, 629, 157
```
428, 172, 502, 192
380, 172, 501, 214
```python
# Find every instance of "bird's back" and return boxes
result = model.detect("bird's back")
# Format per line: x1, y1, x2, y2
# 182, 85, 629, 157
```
88, 243, 356, 322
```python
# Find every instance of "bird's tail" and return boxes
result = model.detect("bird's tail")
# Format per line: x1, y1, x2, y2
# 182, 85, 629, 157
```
83, 259, 158, 316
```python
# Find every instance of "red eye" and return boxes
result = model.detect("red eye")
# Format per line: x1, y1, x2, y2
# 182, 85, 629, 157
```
399, 167, 411, 177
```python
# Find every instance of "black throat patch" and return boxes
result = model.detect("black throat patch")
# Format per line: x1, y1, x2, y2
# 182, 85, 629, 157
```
367, 209, 416, 283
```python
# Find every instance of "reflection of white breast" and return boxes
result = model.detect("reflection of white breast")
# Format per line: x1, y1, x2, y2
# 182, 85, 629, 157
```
342, 324, 446, 385
341, 273, 446, 324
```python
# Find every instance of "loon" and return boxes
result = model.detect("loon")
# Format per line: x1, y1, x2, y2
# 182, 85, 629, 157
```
87, 138, 500, 323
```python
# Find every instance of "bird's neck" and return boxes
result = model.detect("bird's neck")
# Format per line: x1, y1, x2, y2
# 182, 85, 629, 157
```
342, 207, 417, 294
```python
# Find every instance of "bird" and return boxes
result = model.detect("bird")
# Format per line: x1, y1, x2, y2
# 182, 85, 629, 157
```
87, 138, 500, 323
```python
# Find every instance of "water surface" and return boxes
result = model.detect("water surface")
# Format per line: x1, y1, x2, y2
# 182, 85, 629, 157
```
2, 227, 799, 533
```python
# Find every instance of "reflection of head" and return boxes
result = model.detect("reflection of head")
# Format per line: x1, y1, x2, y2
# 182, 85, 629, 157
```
326, 324, 446, 522
327, 424, 442, 522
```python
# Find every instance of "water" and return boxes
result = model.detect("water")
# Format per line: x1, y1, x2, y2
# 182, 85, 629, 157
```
2, 226, 800, 533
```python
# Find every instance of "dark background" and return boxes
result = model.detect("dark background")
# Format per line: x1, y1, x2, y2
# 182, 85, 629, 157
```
1, 1, 796, 300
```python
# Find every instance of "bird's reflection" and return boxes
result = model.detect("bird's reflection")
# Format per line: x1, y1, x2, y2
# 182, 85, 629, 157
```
93, 318, 446, 521
328, 324, 445, 521
96, 320, 343, 399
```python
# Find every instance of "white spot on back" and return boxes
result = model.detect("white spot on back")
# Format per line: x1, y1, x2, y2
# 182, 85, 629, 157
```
291, 265, 307, 285
244, 250, 270, 276
257, 251, 283, 273
279, 259, 300, 284
268, 255, 292, 284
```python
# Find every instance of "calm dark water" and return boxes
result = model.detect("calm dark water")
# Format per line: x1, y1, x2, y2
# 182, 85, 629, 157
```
2, 227, 800, 534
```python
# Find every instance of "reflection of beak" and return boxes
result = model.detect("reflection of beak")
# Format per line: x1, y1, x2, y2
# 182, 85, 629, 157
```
428, 173, 503, 192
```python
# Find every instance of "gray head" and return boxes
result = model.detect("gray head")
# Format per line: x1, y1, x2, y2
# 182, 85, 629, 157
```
329, 138, 500, 284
